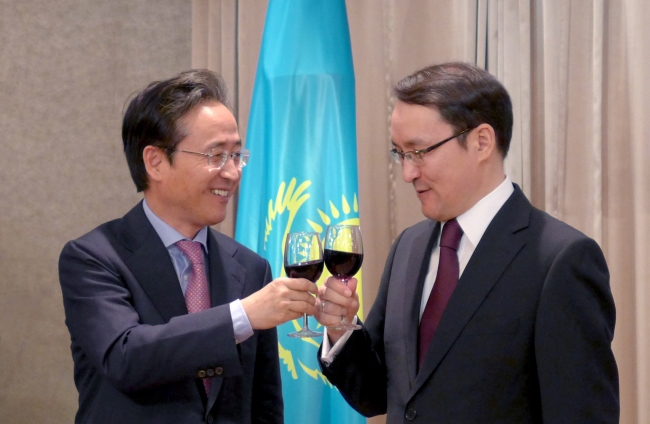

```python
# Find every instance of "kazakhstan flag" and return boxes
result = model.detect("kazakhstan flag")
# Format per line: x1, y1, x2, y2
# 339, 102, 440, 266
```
235, 1, 365, 423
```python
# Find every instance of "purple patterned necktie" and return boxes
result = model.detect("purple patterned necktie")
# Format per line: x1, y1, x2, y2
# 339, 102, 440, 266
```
418, 219, 463, 368
175, 240, 212, 394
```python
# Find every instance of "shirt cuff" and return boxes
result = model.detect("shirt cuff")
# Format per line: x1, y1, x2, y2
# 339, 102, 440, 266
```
320, 316, 358, 365
230, 299, 254, 344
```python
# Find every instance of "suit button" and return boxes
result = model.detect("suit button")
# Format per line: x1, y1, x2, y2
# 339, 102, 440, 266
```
206, 368, 215, 377
206, 415, 214, 424
405, 408, 417, 420
197, 370, 207, 378
214, 367, 224, 376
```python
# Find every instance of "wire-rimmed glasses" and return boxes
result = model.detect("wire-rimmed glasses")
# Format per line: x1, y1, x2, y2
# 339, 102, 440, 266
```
389, 128, 473, 165
172, 148, 250, 169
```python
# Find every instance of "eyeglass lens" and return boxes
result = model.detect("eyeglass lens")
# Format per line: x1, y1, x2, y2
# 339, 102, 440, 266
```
209, 149, 248, 169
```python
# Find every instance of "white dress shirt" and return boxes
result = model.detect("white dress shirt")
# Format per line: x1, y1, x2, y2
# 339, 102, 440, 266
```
322, 177, 514, 363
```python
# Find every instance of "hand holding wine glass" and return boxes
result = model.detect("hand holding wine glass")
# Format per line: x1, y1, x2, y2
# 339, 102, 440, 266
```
323, 224, 363, 331
284, 232, 324, 338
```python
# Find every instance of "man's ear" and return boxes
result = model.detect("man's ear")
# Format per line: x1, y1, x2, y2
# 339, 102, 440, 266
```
142, 145, 167, 183
475, 123, 497, 161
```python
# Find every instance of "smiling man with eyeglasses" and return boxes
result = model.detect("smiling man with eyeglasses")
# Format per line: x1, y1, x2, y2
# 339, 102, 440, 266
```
315, 62, 619, 423
58, 69, 316, 424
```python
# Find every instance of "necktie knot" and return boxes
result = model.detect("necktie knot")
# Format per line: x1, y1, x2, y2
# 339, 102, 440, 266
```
175, 240, 204, 266
439, 219, 463, 251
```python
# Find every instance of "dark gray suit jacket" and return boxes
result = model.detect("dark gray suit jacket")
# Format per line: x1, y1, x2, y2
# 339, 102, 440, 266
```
59, 202, 283, 424
320, 185, 619, 423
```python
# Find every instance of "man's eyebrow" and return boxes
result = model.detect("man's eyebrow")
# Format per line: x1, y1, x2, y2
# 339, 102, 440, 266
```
206, 140, 242, 150
391, 138, 427, 150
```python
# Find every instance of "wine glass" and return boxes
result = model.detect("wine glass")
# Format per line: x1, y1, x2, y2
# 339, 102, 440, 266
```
324, 224, 363, 330
284, 232, 324, 338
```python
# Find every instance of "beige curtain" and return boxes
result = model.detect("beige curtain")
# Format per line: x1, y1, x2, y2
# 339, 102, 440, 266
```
195, 1, 649, 423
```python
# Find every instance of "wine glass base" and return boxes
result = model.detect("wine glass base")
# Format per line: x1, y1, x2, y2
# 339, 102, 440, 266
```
288, 329, 324, 338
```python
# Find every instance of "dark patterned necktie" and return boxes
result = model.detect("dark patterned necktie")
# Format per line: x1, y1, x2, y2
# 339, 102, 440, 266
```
418, 219, 463, 368
175, 240, 212, 394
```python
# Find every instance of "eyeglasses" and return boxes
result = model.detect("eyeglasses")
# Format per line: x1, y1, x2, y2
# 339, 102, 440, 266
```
389, 128, 473, 165
172, 148, 250, 169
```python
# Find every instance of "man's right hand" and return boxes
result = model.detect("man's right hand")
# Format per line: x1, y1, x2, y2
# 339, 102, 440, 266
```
241, 278, 318, 330
314, 277, 360, 344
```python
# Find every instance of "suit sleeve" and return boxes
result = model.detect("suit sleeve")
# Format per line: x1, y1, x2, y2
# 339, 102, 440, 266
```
535, 237, 619, 422
318, 231, 406, 417
251, 261, 284, 424
59, 237, 242, 393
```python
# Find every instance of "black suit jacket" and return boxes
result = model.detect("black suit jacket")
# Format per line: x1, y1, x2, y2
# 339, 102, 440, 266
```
59, 202, 283, 424
320, 185, 619, 423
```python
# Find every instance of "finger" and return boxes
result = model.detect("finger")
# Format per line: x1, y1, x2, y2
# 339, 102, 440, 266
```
323, 277, 353, 297
316, 311, 345, 327
321, 286, 357, 309
282, 311, 303, 323
321, 300, 351, 317
320, 317, 343, 327
345, 278, 358, 293
283, 278, 319, 294
317, 286, 328, 299
288, 300, 316, 316
286, 289, 317, 305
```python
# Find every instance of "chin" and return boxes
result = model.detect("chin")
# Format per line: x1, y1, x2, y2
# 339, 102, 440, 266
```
421, 206, 448, 222
211, 216, 227, 226
201, 212, 227, 227
421, 208, 438, 222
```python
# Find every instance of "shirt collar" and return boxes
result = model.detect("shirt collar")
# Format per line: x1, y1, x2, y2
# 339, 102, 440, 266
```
454, 176, 514, 248
142, 199, 209, 252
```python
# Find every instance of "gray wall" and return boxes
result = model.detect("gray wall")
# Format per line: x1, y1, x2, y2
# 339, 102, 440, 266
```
0, 1, 192, 421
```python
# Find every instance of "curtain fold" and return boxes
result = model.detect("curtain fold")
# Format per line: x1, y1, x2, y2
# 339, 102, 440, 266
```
623, 1, 650, 422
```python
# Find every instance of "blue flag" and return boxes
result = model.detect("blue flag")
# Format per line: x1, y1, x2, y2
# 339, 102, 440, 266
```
235, 1, 365, 423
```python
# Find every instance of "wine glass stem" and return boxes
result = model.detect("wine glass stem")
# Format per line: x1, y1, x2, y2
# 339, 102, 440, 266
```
302, 314, 310, 331
339, 277, 350, 324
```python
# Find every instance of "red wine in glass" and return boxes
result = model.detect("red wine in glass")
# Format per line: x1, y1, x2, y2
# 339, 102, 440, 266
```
285, 260, 324, 283
324, 225, 363, 330
323, 250, 363, 280
285, 232, 324, 338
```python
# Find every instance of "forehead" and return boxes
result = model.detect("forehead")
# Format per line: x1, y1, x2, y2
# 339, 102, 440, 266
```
390, 101, 452, 149
179, 101, 240, 149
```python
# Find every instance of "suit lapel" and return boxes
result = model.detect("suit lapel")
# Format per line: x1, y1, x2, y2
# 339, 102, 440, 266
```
206, 229, 246, 307
412, 186, 532, 395
402, 221, 440, 388
205, 229, 246, 413
117, 202, 188, 322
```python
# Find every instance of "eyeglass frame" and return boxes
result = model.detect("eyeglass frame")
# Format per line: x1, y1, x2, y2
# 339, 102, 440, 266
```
170, 147, 250, 169
389, 127, 474, 165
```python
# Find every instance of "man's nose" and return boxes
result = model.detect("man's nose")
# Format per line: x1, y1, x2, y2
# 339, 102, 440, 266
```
401, 160, 420, 183
218, 156, 241, 180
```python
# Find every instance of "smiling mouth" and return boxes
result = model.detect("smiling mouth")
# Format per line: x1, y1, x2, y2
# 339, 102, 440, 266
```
211, 189, 229, 197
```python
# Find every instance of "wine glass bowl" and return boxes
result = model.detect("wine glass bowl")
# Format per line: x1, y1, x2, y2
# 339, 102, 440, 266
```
284, 232, 324, 338
324, 224, 363, 330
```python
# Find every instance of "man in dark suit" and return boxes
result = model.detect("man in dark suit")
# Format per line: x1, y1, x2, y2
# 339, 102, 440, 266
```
314, 63, 619, 423
59, 70, 317, 424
